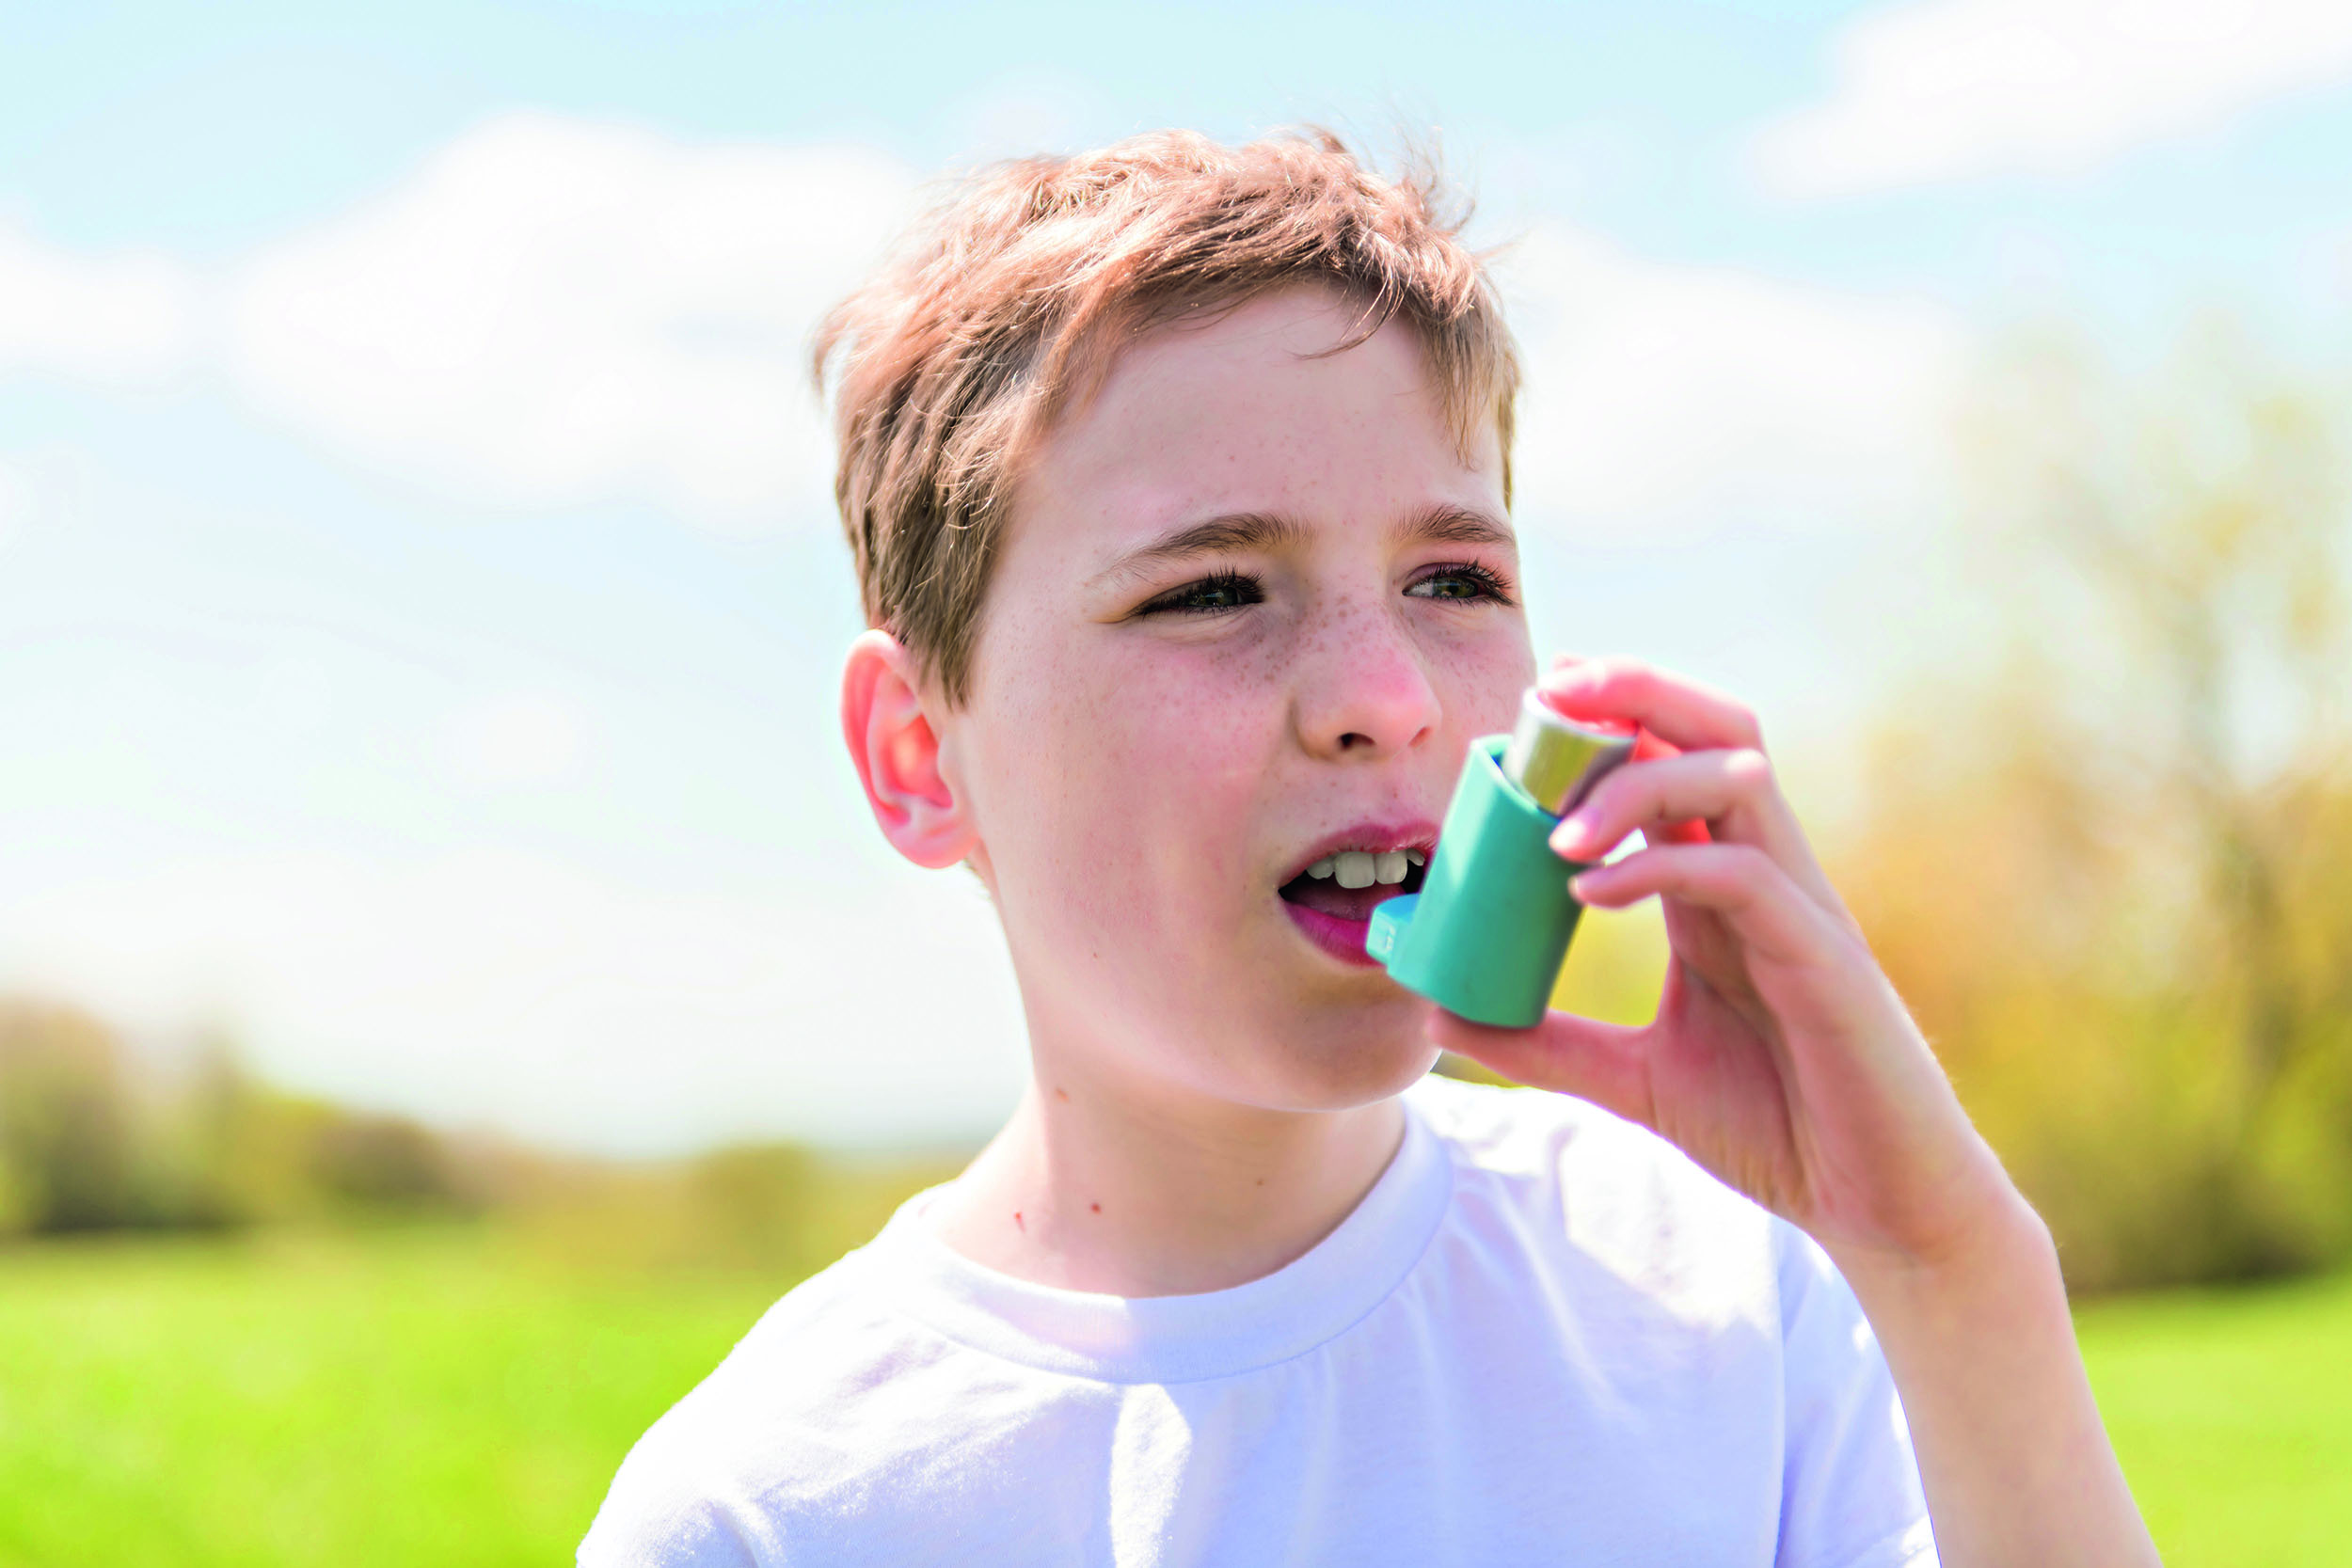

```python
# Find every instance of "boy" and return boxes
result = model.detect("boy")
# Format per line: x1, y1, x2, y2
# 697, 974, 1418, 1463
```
582, 131, 2156, 1566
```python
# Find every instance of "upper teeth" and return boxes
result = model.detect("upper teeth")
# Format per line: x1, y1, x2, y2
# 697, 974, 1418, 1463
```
1308, 849, 1418, 887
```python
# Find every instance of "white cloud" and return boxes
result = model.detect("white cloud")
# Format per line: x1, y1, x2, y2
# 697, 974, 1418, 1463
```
0, 847, 1027, 1155
227, 113, 916, 528
0, 223, 195, 385
1753, 0, 2352, 198
1500, 225, 1967, 535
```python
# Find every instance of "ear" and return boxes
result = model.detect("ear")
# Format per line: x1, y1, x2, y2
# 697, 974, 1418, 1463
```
840, 629, 977, 870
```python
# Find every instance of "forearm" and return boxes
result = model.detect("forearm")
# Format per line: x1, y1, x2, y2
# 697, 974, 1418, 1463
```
1832, 1196, 2160, 1568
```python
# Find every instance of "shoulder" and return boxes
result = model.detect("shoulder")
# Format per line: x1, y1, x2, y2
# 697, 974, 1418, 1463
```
578, 1236, 983, 1568
1406, 1072, 1789, 1325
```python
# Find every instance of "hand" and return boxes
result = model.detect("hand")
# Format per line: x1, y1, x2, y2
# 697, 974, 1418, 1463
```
1429, 656, 2024, 1275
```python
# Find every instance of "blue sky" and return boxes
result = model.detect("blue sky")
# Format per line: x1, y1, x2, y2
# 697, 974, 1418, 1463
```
5, 0, 2350, 1153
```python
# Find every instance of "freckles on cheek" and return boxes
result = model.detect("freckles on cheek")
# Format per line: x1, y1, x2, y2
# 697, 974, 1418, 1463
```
985, 610, 1293, 899
1428, 627, 1537, 736
1128, 644, 1285, 784
1081, 647, 1283, 878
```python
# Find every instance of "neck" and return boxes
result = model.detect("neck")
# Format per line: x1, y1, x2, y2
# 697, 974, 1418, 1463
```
928, 1037, 1407, 1297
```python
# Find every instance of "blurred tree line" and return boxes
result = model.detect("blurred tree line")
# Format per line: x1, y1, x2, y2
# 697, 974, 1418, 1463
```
0, 997, 958, 1275
1835, 322, 2352, 1291
0, 999, 447, 1233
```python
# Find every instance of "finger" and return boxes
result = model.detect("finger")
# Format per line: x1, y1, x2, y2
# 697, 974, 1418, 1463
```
1552, 747, 1839, 913
1570, 843, 1836, 969
1428, 1006, 1655, 1131
1539, 659, 1710, 844
1536, 657, 1763, 758
1628, 727, 1709, 845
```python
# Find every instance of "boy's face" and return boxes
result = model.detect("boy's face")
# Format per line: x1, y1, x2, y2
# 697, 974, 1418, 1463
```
944, 286, 1534, 1111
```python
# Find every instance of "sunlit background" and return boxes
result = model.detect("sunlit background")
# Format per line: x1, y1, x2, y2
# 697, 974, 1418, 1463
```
5, 2, 2351, 1562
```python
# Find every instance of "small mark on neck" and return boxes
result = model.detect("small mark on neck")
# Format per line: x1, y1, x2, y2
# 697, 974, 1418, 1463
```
1013, 1211, 1025, 1232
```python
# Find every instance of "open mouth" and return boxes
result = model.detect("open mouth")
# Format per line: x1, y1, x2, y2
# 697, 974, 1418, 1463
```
1279, 846, 1431, 968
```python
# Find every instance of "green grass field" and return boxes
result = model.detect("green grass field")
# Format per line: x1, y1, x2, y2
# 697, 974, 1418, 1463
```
0, 1228, 778, 1568
2077, 1269, 2352, 1563
3, 1227, 2346, 1566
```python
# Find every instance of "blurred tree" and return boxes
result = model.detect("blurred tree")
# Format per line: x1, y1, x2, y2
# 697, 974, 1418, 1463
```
0, 999, 484, 1235
310, 1112, 464, 1210
1840, 321, 2352, 1289
684, 1143, 825, 1271
0, 1002, 136, 1232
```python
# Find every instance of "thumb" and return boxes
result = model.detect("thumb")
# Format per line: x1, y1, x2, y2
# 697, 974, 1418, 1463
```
1428, 1007, 1656, 1131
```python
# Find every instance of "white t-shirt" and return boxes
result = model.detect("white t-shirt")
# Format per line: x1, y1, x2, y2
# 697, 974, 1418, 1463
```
581, 1075, 1937, 1567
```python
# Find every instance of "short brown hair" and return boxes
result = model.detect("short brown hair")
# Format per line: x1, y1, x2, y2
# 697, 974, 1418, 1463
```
812, 128, 1520, 703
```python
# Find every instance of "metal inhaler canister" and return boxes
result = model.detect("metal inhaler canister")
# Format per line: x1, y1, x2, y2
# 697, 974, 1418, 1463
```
1500, 689, 1635, 817
1366, 689, 1634, 1027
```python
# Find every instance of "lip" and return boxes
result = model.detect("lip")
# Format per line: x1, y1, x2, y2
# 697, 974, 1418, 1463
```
1279, 817, 1439, 969
1279, 820, 1439, 886
1284, 901, 1391, 967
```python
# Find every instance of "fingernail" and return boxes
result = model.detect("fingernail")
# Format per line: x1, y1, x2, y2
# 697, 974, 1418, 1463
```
1552, 811, 1597, 854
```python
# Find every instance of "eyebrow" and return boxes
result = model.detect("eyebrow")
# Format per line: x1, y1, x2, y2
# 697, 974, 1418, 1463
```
1095, 503, 1515, 588
1093, 512, 1309, 586
1402, 503, 1517, 552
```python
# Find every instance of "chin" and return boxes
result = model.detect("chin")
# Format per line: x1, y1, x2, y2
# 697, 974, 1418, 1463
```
1251, 993, 1444, 1111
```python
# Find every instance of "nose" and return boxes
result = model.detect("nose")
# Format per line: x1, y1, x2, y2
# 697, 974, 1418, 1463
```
1293, 599, 1442, 761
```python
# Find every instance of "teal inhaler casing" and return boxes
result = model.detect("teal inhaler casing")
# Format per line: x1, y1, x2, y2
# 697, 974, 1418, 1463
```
1366, 692, 1632, 1028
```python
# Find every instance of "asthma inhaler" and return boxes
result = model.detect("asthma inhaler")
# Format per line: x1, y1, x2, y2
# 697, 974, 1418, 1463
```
1365, 689, 1632, 1027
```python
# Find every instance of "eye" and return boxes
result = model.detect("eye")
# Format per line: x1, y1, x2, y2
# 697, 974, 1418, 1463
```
1136, 569, 1265, 617
1406, 562, 1517, 606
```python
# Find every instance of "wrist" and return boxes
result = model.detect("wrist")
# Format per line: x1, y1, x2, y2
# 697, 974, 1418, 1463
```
1831, 1184, 2064, 1343
1823, 1189, 2160, 1567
